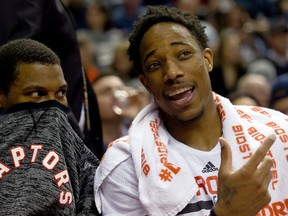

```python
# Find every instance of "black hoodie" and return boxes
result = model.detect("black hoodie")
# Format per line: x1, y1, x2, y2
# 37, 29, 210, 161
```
0, 101, 99, 215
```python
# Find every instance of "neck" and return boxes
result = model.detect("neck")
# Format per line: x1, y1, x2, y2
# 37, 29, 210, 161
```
164, 101, 222, 151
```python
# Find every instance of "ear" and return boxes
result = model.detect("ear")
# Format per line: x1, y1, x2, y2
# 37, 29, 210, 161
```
203, 48, 213, 72
139, 74, 151, 93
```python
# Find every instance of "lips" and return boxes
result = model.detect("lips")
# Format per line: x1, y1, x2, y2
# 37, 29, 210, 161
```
165, 84, 195, 105
167, 86, 192, 100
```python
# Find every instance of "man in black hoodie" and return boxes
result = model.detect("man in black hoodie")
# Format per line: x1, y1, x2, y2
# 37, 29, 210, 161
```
0, 38, 99, 215
0, 0, 104, 159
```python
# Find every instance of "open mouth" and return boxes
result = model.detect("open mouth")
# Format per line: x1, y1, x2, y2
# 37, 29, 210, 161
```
167, 86, 195, 102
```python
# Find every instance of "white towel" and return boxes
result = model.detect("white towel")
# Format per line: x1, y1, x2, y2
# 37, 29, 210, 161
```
95, 93, 288, 215
214, 93, 275, 168
128, 102, 199, 216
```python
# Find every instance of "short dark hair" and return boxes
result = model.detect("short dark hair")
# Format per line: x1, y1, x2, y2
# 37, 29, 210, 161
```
0, 38, 60, 94
128, 5, 209, 75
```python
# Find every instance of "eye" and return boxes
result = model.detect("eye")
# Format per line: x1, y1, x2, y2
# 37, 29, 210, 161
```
30, 90, 46, 98
179, 50, 192, 60
146, 62, 161, 72
56, 89, 67, 98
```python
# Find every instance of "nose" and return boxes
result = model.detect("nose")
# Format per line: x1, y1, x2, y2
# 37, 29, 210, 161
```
47, 93, 56, 101
46, 93, 68, 106
163, 60, 183, 83
46, 93, 61, 104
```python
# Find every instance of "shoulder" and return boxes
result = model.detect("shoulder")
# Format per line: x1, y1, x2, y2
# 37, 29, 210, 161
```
94, 135, 132, 188
94, 155, 142, 214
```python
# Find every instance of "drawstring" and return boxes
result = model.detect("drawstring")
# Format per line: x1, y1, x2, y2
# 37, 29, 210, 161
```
82, 67, 91, 131
23, 109, 48, 142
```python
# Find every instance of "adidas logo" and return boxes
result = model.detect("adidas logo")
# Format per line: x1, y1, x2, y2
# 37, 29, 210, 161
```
202, 161, 218, 173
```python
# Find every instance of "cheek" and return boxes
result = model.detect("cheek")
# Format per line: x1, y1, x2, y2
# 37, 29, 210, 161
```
146, 83, 160, 97
61, 98, 68, 107
5, 92, 23, 107
144, 74, 163, 92
98, 97, 110, 109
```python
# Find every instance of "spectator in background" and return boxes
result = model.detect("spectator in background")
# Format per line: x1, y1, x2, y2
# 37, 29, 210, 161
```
246, 58, 277, 85
236, 73, 271, 107
270, 73, 288, 115
209, 28, 246, 97
228, 91, 260, 106
111, 38, 152, 108
219, 3, 269, 65
92, 72, 129, 150
77, 30, 101, 83
240, 14, 270, 65
0, 0, 104, 159
79, 0, 124, 71
205, 2, 270, 65
92, 72, 147, 151
111, 0, 147, 36
111, 39, 136, 82
199, 0, 234, 32
226, 4, 250, 30
266, 15, 288, 76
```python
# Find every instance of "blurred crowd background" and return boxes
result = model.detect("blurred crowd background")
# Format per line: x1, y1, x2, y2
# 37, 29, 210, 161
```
62, 0, 288, 148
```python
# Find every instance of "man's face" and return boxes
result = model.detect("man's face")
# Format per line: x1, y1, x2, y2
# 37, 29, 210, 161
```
92, 75, 125, 120
0, 63, 68, 110
139, 22, 214, 122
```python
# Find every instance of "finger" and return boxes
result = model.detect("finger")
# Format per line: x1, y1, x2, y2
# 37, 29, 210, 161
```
244, 134, 276, 172
256, 156, 273, 187
262, 170, 273, 190
257, 156, 273, 174
219, 137, 232, 177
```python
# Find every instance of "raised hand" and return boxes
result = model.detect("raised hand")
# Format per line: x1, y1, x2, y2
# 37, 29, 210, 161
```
213, 134, 276, 216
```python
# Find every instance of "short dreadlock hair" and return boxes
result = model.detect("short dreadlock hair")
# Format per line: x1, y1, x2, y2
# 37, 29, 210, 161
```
0, 38, 60, 95
128, 5, 209, 75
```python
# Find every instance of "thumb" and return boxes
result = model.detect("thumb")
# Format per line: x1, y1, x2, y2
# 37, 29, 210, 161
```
218, 137, 233, 177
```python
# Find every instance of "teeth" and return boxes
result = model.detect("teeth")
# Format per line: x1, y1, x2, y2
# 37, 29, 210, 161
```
168, 87, 192, 97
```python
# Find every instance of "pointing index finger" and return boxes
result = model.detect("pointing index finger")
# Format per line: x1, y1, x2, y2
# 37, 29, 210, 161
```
243, 134, 276, 172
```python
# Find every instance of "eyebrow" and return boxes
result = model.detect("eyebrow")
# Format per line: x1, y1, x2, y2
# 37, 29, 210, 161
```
144, 50, 155, 63
23, 84, 68, 92
170, 41, 190, 46
23, 85, 46, 91
59, 84, 68, 89
143, 41, 190, 63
